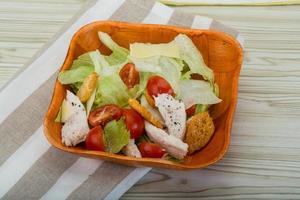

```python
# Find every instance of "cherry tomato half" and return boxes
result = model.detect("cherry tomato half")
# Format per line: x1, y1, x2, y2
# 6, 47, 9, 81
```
186, 105, 196, 117
119, 63, 140, 88
138, 142, 165, 158
88, 104, 123, 127
123, 109, 145, 139
146, 75, 174, 98
85, 126, 105, 151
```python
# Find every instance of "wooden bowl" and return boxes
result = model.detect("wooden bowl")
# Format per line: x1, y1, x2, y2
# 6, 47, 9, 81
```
44, 21, 243, 170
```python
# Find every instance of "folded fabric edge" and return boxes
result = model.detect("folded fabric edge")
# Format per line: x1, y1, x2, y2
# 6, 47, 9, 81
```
158, 0, 300, 6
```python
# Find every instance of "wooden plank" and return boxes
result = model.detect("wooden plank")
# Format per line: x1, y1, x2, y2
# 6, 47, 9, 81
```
0, 0, 84, 88
122, 5, 300, 199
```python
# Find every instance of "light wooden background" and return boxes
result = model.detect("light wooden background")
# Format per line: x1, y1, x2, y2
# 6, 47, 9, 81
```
1, 0, 300, 199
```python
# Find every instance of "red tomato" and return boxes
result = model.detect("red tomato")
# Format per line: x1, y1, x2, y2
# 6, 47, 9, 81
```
119, 63, 140, 88
123, 109, 144, 139
85, 126, 105, 151
186, 105, 196, 117
88, 104, 123, 127
138, 142, 165, 158
146, 75, 174, 98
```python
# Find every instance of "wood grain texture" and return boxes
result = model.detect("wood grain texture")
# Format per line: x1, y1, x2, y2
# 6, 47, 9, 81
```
0, 0, 85, 87
1, 0, 300, 199
123, 4, 300, 200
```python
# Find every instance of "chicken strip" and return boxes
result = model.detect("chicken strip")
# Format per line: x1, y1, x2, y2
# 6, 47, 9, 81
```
145, 122, 188, 159
154, 94, 186, 140
123, 139, 142, 158
61, 90, 89, 146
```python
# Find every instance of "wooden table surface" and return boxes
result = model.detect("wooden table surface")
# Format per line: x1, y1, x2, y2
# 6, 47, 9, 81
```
1, 0, 300, 199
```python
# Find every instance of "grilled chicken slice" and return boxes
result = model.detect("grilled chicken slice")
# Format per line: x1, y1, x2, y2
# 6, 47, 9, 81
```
145, 122, 188, 159
123, 139, 142, 158
154, 94, 186, 140
61, 90, 89, 146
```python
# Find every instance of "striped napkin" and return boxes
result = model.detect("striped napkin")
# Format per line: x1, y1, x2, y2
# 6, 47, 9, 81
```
159, 0, 300, 6
0, 0, 243, 199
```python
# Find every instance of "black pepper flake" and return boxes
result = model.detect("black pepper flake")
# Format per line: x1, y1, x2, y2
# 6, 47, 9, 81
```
71, 102, 74, 106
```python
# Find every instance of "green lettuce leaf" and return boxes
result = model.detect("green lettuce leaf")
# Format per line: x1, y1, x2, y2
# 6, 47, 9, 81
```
89, 50, 109, 75
60, 31, 129, 84
179, 79, 221, 108
130, 56, 161, 73
98, 32, 129, 65
159, 57, 184, 93
94, 74, 131, 107
58, 49, 126, 95
195, 104, 209, 114
174, 34, 214, 84
105, 51, 127, 66
58, 65, 94, 84
128, 72, 151, 99
89, 49, 124, 76
71, 52, 94, 69
58, 51, 96, 85
94, 71, 150, 108
181, 71, 192, 80
104, 118, 130, 153
130, 56, 183, 93
59, 47, 125, 85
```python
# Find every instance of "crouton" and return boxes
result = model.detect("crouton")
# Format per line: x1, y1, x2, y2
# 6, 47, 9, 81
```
185, 112, 215, 154
128, 98, 164, 129
77, 72, 98, 103
145, 91, 155, 107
